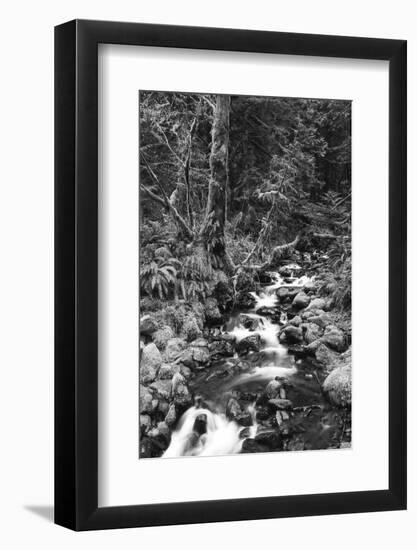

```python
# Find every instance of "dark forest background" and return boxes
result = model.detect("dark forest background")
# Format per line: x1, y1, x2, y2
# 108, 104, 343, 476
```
139, 91, 351, 313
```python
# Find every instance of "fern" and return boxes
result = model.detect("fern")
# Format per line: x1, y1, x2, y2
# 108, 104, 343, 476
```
176, 248, 212, 301
140, 257, 180, 299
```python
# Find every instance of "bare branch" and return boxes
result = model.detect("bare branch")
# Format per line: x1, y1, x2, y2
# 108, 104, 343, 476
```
200, 96, 216, 110
243, 233, 302, 271
240, 202, 275, 267
140, 151, 194, 240
140, 184, 166, 207
153, 124, 185, 166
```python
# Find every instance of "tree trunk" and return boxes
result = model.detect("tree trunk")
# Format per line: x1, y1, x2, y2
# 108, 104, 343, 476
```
200, 94, 231, 268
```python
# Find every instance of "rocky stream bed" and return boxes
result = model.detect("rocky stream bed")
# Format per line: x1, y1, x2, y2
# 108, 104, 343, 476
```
139, 264, 352, 458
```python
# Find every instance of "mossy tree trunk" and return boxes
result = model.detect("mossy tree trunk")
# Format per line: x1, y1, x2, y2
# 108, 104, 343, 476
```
200, 94, 231, 269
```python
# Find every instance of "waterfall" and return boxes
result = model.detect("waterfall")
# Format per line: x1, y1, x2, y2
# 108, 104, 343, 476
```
250, 290, 278, 310
247, 403, 258, 438
266, 272, 314, 292
228, 315, 287, 357
163, 406, 244, 458
162, 270, 307, 458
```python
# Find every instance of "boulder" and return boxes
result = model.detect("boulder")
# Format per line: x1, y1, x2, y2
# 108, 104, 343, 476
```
226, 398, 252, 426
256, 406, 271, 421
303, 280, 317, 294
288, 315, 302, 327
306, 297, 327, 311
322, 325, 346, 352
141, 343, 162, 383
339, 347, 352, 365
241, 438, 270, 453
239, 427, 252, 439
172, 383, 192, 407
164, 337, 187, 362
140, 315, 158, 336
307, 312, 332, 328
193, 414, 208, 435
286, 344, 308, 358
292, 291, 311, 309
209, 338, 234, 359
275, 410, 291, 427
323, 365, 352, 407
255, 429, 283, 451
287, 287, 301, 300
179, 343, 210, 368
302, 322, 323, 344
165, 403, 177, 426
158, 363, 180, 380
241, 315, 261, 331
301, 310, 316, 320
268, 398, 293, 411
149, 379, 172, 400
171, 373, 192, 407
279, 325, 303, 344
314, 342, 340, 367
265, 378, 282, 399
235, 334, 261, 354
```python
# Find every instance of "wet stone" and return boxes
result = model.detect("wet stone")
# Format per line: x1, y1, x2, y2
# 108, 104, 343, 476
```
279, 325, 303, 344
241, 438, 270, 454
268, 398, 293, 411
193, 414, 208, 436
255, 429, 283, 451
276, 410, 291, 426
292, 291, 311, 309
256, 407, 271, 421
235, 334, 261, 354
265, 378, 282, 399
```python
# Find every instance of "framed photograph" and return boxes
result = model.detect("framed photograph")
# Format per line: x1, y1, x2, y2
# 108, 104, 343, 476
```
55, 20, 407, 531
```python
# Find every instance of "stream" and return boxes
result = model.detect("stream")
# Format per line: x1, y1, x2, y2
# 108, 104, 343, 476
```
163, 270, 348, 457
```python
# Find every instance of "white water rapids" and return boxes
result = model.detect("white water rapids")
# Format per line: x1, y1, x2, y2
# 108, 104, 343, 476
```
162, 270, 313, 458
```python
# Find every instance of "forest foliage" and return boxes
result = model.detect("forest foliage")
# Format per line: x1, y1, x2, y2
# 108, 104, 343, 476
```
139, 91, 351, 310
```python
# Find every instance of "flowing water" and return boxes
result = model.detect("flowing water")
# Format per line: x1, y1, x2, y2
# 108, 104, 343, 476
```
163, 269, 347, 458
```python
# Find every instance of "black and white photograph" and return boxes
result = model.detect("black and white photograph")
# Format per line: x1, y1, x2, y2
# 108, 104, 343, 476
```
139, 91, 352, 458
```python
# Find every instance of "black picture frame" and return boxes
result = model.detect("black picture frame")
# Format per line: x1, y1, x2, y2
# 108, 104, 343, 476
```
55, 19, 407, 531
